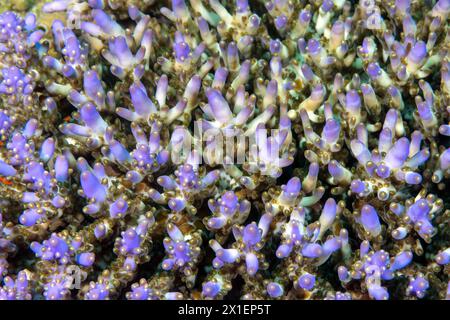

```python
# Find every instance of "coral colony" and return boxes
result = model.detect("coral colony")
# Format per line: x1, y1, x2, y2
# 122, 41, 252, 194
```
0, 0, 449, 301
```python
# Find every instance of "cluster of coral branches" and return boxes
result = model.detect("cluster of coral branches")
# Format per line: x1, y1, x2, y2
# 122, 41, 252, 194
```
0, 0, 448, 300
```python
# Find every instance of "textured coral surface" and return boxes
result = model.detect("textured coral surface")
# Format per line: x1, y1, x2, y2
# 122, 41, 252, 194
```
0, 0, 448, 300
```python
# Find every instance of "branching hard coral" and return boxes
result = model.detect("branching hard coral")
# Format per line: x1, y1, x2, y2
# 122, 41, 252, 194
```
210, 213, 272, 277
162, 223, 202, 287
0, 11, 44, 68
0, 0, 448, 301
205, 190, 250, 242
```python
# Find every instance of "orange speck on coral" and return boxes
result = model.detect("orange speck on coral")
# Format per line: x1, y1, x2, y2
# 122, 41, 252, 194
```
0, 177, 12, 185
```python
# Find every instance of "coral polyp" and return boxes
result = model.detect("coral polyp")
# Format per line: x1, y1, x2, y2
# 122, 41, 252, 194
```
0, 0, 448, 300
